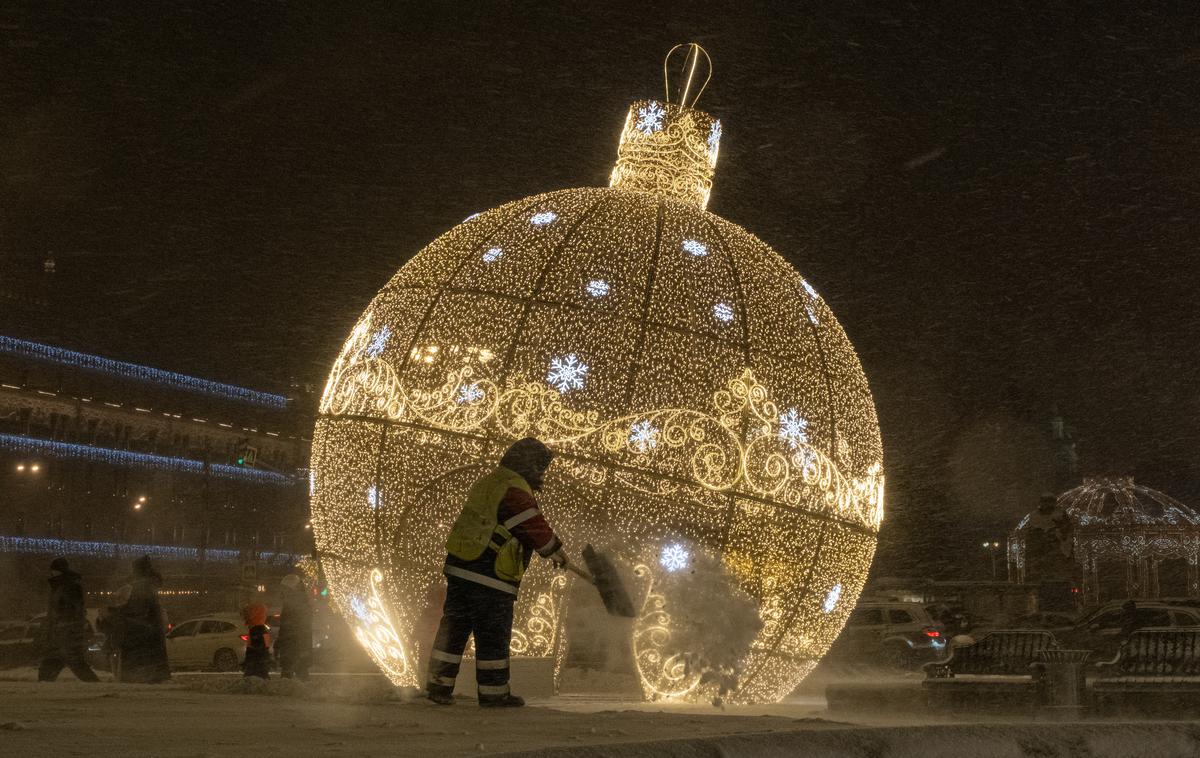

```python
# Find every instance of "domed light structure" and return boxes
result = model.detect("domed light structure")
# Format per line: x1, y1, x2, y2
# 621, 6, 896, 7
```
310, 44, 884, 704
1010, 477, 1200, 605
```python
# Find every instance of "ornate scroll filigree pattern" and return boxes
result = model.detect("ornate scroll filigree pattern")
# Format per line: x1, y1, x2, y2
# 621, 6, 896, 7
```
510, 573, 568, 657
609, 100, 718, 210
348, 568, 413, 687
631, 564, 702, 700
322, 360, 884, 531
320, 318, 404, 419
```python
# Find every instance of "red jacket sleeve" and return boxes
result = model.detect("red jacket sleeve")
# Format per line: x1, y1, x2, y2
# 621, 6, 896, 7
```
498, 487, 561, 557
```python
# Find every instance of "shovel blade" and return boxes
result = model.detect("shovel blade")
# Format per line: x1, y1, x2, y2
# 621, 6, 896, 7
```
581, 544, 637, 618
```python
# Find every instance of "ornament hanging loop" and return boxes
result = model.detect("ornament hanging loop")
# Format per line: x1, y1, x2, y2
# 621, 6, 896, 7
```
663, 43, 712, 109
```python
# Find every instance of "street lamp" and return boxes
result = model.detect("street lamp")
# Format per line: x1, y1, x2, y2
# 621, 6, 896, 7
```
982, 540, 1002, 580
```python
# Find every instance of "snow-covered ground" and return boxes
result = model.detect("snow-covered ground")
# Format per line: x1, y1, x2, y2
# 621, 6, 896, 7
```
0, 672, 1198, 757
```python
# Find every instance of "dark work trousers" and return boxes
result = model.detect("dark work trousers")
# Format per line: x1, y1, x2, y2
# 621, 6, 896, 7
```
38, 646, 100, 682
427, 577, 516, 702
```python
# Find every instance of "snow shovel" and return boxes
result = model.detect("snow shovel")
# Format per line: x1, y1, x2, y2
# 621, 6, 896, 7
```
562, 544, 637, 618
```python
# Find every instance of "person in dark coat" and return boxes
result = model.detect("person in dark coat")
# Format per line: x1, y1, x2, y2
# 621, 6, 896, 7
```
275, 573, 313, 680
240, 595, 271, 679
37, 557, 100, 682
116, 555, 170, 683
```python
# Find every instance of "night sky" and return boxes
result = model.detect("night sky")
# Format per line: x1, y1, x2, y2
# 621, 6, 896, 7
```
3, 2, 1198, 576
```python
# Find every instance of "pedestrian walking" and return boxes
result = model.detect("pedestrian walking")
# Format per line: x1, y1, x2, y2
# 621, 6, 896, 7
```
275, 574, 313, 680
426, 437, 568, 707
116, 556, 170, 683
241, 596, 271, 679
36, 557, 100, 682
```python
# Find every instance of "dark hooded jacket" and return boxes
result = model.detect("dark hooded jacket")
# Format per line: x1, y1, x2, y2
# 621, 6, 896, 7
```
116, 557, 170, 682
42, 569, 88, 651
443, 438, 562, 594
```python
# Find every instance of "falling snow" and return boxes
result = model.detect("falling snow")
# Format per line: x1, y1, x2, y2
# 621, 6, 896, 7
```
636, 101, 666, 134
546, 353, 589, 393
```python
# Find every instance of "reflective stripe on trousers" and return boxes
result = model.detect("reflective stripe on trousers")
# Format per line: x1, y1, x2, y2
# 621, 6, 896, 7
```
426, 576, 516, 699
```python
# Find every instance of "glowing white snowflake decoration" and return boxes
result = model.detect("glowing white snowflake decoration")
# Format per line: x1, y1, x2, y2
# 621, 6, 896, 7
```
708, 119, 722, 157
365, 325, 391, 358
530, 211, 557, 226
308, 470, 317, 496
628, 419, 659, 453
682, 239, 708, 257
660, 543, 690, 572
367, 485, 380, 510
713, 303, 734, 323
823, 583, 842, 613
482, 247, 503, 263
586, 279, 610, 297
350, 595, 373, 624
456, 382, 484, 405
777, 408, 809, 449
636, 101, 666, 134
546, 353, 589, 394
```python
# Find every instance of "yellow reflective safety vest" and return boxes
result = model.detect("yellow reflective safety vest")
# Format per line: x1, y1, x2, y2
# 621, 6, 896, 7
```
445, 466, 531, 584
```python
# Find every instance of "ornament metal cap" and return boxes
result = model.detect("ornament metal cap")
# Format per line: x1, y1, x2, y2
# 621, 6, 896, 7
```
609, 43, 721, 210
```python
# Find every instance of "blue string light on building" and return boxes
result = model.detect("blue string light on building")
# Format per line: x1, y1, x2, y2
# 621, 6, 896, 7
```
0, 335, 288, 410
0, 535, 295, 563
0, 433, 295, 486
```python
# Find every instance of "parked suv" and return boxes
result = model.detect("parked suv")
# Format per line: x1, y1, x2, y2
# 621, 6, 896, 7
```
1060, 600, 1200, 659
827, 601, 947, 669
165, 614, 247, 671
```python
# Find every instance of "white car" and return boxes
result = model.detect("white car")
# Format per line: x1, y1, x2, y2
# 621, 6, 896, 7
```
166, 614, 247, 671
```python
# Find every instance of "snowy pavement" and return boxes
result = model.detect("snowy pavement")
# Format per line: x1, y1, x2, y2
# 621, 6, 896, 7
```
1, 674, 1199, 757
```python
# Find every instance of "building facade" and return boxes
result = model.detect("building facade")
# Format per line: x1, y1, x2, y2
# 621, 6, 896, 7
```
0, 335, 312, 614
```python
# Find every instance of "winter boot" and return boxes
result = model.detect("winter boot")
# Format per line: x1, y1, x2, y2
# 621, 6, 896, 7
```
479, 693, 525, 708
427, 690, 455, 705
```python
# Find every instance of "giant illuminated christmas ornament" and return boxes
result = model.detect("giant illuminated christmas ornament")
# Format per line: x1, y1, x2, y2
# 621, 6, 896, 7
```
310, 44, 884, 704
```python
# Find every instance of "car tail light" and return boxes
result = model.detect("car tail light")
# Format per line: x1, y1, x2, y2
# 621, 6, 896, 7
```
240, 634, 249, 643
923, 627, 941, 638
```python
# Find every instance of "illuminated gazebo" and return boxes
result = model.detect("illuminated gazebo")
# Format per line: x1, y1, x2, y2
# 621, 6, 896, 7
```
1009, 477, 1200, 605
309, 44, 884, 704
